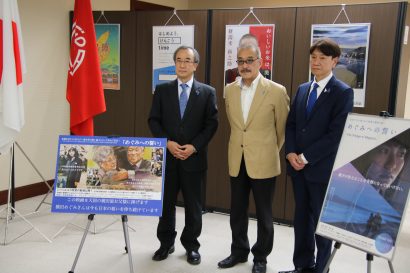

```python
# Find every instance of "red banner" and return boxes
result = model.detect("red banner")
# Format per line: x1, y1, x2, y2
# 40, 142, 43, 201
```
66, 0, 106, 136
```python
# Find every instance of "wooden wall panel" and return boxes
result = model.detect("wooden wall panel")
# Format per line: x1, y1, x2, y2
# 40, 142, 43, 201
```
286, 2, 404, 221
135, 10, 209, 138
207, 8, 297, 222
93, 11, 137, 137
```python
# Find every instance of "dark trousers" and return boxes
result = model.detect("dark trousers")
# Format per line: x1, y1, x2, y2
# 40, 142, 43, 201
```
156, 162, 203, 251
291, 173, 332, 273
230, 158, 276, 263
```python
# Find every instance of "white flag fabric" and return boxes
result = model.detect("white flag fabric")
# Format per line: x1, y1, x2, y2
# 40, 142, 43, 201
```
0, 0, 26, 154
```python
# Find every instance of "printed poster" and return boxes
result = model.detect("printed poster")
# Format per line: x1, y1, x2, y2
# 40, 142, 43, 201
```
311, 24, 371, 107
52, 135, 166, 216
152, 25, 194, 92
95, 24, 120, 90
317, 113, 410, 260
224, 24, 275, 86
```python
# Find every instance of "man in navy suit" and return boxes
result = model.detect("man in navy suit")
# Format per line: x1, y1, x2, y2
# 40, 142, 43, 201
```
148, 46, 218, 265
280, 39, 353, 273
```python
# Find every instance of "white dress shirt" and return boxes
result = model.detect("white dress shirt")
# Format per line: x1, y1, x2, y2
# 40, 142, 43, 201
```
178, 77, 194, 99
240, 73, 261, 123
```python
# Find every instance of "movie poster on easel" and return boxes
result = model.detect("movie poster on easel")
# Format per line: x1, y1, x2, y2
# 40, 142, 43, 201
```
51, 135, 166, 216
152, 25, 194, 92
311, 24, 371, 108
224, 24, 275, 86
317, 113, 410, 260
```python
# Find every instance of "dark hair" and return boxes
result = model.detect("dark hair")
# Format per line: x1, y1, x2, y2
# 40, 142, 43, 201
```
68, 147, 79, 158
310, 38, 341, 58
173, 46, 200, 64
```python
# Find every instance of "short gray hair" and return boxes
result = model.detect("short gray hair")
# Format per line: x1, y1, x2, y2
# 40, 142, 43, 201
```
93, 146, 115, 165
173, 46, 200, 64
237, 42, 261, 59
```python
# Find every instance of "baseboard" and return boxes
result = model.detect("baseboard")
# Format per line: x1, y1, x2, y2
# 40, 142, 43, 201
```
0, 180, 54, 205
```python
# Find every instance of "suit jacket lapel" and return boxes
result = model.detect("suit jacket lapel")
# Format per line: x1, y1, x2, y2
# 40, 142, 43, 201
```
170, 79, 182, 121
232, 82, 245, 128
245, 78, 267, 128
182, 79, 199, 121
307, 76, 335, 119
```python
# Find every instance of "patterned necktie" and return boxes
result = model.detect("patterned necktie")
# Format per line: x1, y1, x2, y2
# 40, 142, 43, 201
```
179, 83, 188, 118
306, 83, 319, 116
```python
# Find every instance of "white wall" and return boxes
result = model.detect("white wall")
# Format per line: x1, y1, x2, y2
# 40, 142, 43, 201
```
1, 0, 409, 191
0, 0, 129, 191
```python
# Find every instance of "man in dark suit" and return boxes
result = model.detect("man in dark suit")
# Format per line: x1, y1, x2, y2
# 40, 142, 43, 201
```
148, 45, 218, 265
280, 39, 353, 273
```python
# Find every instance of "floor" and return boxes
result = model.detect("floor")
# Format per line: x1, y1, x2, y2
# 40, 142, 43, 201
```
0, 195, 409, 273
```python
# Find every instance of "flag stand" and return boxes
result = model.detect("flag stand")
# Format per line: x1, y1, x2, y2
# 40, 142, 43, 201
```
68, 214, 134, 273
0, 143, 52, 245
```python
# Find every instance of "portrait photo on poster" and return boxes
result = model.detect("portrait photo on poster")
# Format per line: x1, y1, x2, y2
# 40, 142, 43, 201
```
318, 123, 410, 259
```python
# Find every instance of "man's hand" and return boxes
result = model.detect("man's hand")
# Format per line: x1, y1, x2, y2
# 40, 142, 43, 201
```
287, 153, 305, 171
179, 144, 196, 160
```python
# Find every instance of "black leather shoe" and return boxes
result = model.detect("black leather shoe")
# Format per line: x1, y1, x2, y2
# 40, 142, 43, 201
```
217, 255, 248, 268
186, 250, 201, 265
252, 262, 267, 273
278, 266, 316, 273
152, 245, 175, 261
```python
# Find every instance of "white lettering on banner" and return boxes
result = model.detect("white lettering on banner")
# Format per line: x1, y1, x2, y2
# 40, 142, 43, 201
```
69, 21, 86, 76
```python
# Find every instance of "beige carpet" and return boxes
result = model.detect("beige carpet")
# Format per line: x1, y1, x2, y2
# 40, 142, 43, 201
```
0, 195, 409, 273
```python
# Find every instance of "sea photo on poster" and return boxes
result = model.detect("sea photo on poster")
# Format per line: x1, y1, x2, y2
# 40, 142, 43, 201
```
52, 135, 166, 216
224, 25, 274, 86
152, 25, 194, 92
95, 24, 120, 90
311, 24, 370, 107
317, 113, 410, 260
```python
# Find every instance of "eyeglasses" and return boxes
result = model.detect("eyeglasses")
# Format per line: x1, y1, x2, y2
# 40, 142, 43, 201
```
236, 58, 259, 65
176, 59, 196, 65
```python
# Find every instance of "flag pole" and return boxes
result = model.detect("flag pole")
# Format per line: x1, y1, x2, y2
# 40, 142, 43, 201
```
0, 143, 52, 245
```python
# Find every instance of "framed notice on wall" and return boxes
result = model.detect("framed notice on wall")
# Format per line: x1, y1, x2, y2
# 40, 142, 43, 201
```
152, 25, 194, 92
311, 24, 371, 107
52, 135, 166, 216
317, 113, 410, 260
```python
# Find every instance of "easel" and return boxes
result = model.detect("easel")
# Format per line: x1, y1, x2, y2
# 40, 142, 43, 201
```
323, 242, 395, 273
68, 214, 134, 273
0, 143, 52, 245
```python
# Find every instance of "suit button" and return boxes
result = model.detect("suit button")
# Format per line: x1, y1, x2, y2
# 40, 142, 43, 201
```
302, 129, 306, 132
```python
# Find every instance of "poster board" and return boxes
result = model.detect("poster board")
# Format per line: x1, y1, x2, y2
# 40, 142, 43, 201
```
224, 24, 275, 86
52, 135, 166, 216
95, 24, 120, 90
152, 25, 195, 92
311, 24, 371, 108
317, 113, 410, 260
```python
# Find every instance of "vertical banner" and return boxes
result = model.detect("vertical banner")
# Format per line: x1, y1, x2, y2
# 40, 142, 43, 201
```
66, 0, 106, 136
95, 24, 120, 90
0, 0, 26, 153
152, 25, 194, 92
52, 135, 167, 216
311, 24, 371, 108
224, 25, 274, 86
317, 113, 410, 260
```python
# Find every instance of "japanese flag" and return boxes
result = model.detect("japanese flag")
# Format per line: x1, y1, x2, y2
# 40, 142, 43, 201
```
0, 0, 26, 154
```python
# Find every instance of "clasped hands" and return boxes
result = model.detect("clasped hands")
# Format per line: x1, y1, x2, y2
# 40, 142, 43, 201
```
167, 140, 195, 160
287, 153, 306, 171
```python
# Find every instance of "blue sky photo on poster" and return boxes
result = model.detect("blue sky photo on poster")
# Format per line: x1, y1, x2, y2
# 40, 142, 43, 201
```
311, 24, 370, 108
317, 114, 410, 260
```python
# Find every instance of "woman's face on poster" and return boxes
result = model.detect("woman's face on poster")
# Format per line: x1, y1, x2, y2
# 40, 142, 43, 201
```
366, 141, 407, 190
101, 154, 117, 172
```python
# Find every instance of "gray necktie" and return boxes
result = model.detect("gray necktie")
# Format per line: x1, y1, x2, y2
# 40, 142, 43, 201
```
179, 83, 188, 118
